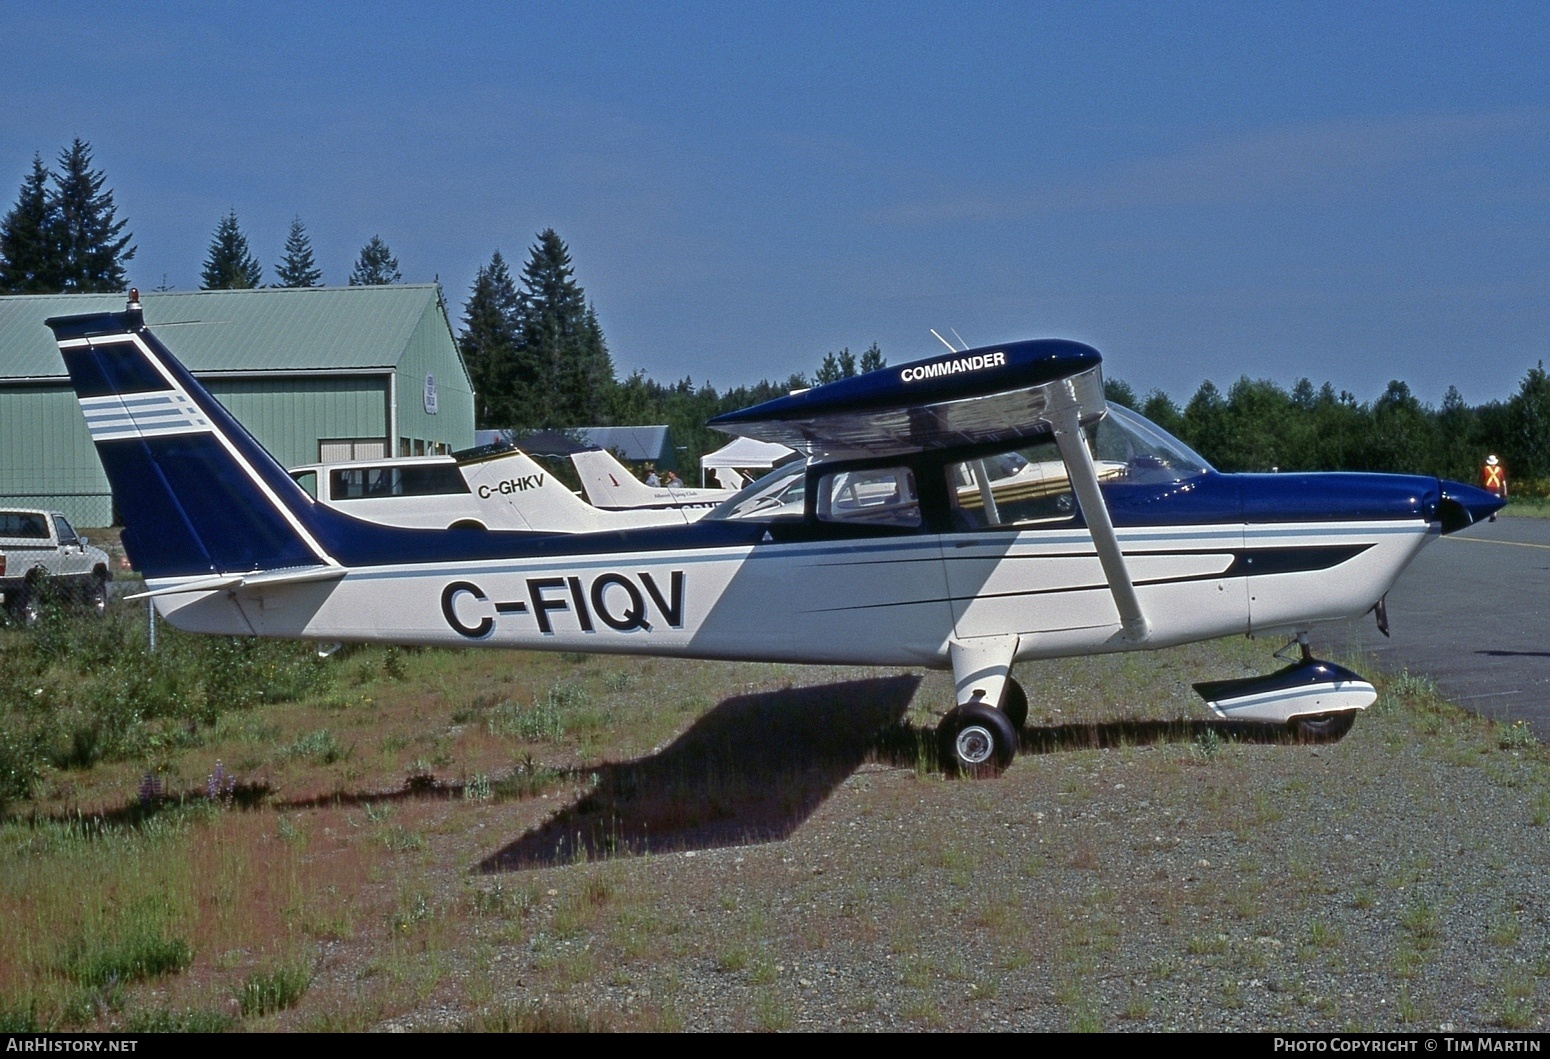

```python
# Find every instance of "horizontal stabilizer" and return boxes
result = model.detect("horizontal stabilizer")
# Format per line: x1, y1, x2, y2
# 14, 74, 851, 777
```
1193, 659, 1376, 723
128, 564, 347, 600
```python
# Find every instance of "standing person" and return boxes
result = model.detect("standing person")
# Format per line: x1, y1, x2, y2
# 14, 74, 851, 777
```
1482, 454, 1508, 498
645, 465, 660, 487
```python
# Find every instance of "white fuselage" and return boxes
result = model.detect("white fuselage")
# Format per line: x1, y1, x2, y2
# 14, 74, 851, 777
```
147, 515, 1433, 669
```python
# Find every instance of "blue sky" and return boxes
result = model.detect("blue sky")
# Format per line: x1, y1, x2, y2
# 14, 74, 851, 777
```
4, 1, 1546, 405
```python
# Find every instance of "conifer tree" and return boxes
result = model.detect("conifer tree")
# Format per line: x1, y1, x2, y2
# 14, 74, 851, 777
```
859, 342, 886, 373
47, 140, 136, 292
349, 235, 401, 285
513, 229, 614, 427
0, 155, 56, 293
459, 250, 522, 427
274, 216, 323, 287
200, 210, 262, 289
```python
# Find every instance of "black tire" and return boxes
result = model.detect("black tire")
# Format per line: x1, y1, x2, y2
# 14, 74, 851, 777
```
1288, 711, 1357, 743
10, 590, 41, 628
937, 701, 1018, 778
86, 572, 109, 618
1000, 678, 1029, 730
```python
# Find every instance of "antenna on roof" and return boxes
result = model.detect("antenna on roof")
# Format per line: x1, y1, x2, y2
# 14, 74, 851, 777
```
929, 329, 956, 353
950, 329, 969, 351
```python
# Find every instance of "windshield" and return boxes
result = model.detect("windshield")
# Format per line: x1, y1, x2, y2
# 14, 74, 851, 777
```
1091, 405, 1214, 482
705, 458, 808, 521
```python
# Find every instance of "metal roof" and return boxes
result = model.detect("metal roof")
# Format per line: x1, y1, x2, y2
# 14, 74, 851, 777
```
476, 425, 675, 464
0, 285, 447, 381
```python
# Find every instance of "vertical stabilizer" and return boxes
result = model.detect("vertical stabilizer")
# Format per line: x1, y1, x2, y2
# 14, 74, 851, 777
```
47, 295, 336, 580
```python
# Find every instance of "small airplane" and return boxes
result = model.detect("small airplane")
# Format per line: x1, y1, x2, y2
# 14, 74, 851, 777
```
289, 446, 706, 533
570, 447, 738, 515
47, 292, 1503, 775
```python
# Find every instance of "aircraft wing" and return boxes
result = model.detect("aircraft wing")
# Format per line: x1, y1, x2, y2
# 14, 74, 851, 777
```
708, 339, 1106, 458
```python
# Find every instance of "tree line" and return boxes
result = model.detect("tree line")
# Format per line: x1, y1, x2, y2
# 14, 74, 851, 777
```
3, 139, 1547, 489
1105, 368, 1550, 489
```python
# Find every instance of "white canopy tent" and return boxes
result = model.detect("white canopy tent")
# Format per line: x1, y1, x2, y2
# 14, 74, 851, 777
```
700, 437, 796, 488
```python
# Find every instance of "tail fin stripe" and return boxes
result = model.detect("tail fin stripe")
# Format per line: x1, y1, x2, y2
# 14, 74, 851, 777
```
80, 393, 212, 441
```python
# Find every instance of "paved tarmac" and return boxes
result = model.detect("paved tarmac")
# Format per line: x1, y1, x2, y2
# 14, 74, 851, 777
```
1330, 515, 1550, 740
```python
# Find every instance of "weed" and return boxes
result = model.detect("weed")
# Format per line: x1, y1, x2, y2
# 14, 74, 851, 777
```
1497, 720, 1538, 751
391, 892, 435, 933
715, 946, 750, 973
489, 754, 567, 801
1400, 898, 1440, 949
381, 646, 409, 681
0, 1006, 40, 1032
61, 904, 192, 988
237, 962, 313, 1018
1186, 933, 1229, 957
900, 995, 945, 1028
125, 1006, 238, 1032
464, 772, 492, 801
1497, 997, 1537, 1030
1395, 987, 1424, 1023
1192, 727, 1224, 762
383, 825, 425, 853
1067, 1003, 1103, 1032
1487, 912, 1522, 947
745, 991, 791, 1031
603, 670, 630, 693
1305, 920, 1340, 949
487, 696, 566, 741
464, 1002, 613, 1032
286, 728, 350, 764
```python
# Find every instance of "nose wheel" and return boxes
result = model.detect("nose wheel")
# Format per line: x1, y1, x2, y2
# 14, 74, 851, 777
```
937, 701, 1018, 778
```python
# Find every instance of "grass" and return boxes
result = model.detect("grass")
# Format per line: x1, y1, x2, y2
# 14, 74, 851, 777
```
1, 602, 1548, 1030
239, 963, 313, 1018
1501, 497, 1550, 518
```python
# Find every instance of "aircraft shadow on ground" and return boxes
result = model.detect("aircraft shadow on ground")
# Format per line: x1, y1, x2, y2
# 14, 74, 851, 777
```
479, 675, 922, 872
479, 678, 1306, 873
1477, 650, 1550, 658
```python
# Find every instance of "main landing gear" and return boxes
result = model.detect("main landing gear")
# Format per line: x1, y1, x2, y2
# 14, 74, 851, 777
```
937, 679, 1026, 778
939, 634, 1027, 778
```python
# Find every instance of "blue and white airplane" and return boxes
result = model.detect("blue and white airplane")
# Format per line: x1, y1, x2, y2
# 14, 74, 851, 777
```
46, 292, 1503, 776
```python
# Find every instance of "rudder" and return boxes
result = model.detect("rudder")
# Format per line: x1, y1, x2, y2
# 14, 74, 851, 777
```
47, 295, 335, 580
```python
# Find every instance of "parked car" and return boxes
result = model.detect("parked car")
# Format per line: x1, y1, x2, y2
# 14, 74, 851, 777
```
0, 509, 112, 624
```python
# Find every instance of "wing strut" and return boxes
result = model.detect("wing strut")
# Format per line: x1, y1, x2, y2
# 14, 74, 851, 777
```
1049, 383, 1151, 644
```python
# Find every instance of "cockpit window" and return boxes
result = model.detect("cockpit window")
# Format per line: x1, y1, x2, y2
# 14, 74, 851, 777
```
328, 463, 470, 500
944, 406, 1212, 531
705, 459, 807, 521
1092, 405, 1214, 481
817, 465, 920, 528
946, 440, 1079, 529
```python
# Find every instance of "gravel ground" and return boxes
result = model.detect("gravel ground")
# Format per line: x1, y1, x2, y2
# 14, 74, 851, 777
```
270, 656, 1550, 1033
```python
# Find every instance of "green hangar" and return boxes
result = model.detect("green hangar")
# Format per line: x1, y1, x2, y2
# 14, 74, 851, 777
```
0, 285, 474, 527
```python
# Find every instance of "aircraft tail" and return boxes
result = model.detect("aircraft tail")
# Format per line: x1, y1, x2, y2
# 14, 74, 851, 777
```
457, 449, 613, 532
47, 294, 338, 581
570, 447, 663, 509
